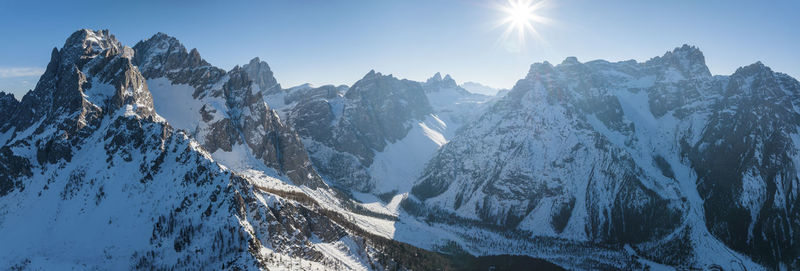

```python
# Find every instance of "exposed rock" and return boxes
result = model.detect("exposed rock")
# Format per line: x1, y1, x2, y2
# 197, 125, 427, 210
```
0, 92, 19, 130
133, 33, 324, 188
285, 71, 434, 191
411, 45, 799, 269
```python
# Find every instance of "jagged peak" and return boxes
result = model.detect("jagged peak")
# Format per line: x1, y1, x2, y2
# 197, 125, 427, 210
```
132, 32, 220, 80
142, 32, 182, 47
358, 69, 397, 82
349, 70, 410, 95
242, 57, 273, 73
249, 57, 262, 65
664, 44, 705, 63
58, 29, 123, 68
425, 72, 458, 90
364, 69, 379, 78
732, 61, 773, 78
135, 32, 209, 67
430, 72, 443, 82
10, 29, 157, 133
647, 44, 711, 78
561, 56, 580, 65
63, 29, 120, 50
134, 32, 192, 61
0, 91, 17, 101
242, 57, 279, 92
673, 44, 701, 54
525, 61, 555, 79
152, 32, 173, 40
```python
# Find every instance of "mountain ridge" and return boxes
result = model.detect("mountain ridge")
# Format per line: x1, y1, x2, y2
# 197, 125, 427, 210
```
1, 30, 797, 270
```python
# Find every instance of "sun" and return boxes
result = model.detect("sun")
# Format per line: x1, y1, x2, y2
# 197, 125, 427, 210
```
507, 1, 534, 29
495, 0, 550, 50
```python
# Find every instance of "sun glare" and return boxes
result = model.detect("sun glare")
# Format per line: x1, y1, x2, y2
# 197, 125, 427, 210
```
495, 0, 550, 50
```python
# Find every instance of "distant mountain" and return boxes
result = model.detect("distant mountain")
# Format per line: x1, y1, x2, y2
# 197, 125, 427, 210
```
460, 81, 505, 96
272, 71, 493, 194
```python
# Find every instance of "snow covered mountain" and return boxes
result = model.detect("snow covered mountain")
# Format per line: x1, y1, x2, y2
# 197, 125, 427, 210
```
460, 81, 504, 96
0, 29, 489, 271
130, 33, 324, 189
410, 45, 799, 269
273, 71, 493, 194
2, 29, 797, 270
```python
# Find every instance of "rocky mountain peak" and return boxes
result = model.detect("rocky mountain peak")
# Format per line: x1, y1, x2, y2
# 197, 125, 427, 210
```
647, 44, 711, 79
0, 91, 17, 103
58, 29, 122, 67
60, 30, 155, 118
188, 48, 204, 66
430, 72, 443, 81
724, 61, 791, 98
525, 61, 555, 80
133, 32, 216, 75
143, 32, 183, 51
242, 57, 280, 93
346, 70, 426, 103
362, 69, 380, 79
0, 29, 158, 171
0, 92, 19, 129
425, 72, 458, 90
132, 33, 225, 96
29, 29, 153, 116
732, 61, 771, 77
561, 56, 580, 66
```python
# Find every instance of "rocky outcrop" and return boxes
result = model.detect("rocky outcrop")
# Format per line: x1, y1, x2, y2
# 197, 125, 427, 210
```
1, 29, 157, 171
336, 70, 432, 161
132, 32, 226, 97
424, 72, 459, 92
285, 71, 433, 191
0, 92, 19, 130
242, 57, 280, 94
686, 62, 800, 267
132, 33, 324, 188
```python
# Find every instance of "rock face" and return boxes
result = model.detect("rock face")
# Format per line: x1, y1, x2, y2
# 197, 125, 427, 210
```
424, 72, 458, 91
686, 62, 800, 267
422, 72, 492, 137
411, 45, 800, 269
335, 70, 432, 162
282, 71, 434, 191
0, 92, 19, 130
4, 29, 798, 270
274, 71, 493, 194
242, 57, 280, 94
0, 29, 461, 271
0, 29, 156, 196
132, 33, 324, 188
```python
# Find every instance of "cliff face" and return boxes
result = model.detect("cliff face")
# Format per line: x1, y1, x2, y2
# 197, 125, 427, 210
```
132, 33, 324, 188
412, 46, 800, 269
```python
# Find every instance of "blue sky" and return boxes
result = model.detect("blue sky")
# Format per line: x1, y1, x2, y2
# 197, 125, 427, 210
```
1, 0, 798, 98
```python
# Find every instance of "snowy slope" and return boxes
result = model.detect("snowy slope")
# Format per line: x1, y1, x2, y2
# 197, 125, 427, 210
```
132, 33, 325, 189
2, 29, 796, 271
0, 29, 458, 271
408, 46, 797, 270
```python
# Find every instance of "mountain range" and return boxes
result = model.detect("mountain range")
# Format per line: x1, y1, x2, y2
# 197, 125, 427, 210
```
0, 29, 797, 270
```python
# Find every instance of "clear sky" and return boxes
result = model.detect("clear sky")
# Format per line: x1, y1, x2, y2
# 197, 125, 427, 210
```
1, 0, 798, 98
